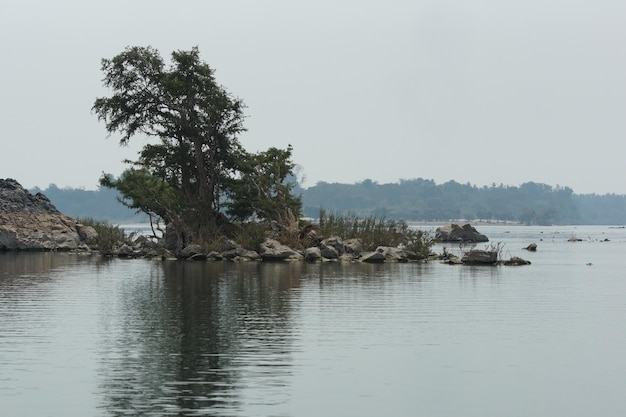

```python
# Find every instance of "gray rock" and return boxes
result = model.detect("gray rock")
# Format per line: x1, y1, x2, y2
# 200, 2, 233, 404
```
117, 244, 136, 258
344, 238, 363, 256
304, 246, 322, 261
360, 250, 387, 263
320, 245, 339, 259
222, 246, 260, 261
321, 236, 344, 256
524, 243, 538, 251
501, 256, 531, 265
461, 250, 498, 264
435, 223, 489, 243
76, 224, 99, 247
258, 238, 303, 260
178, 244, 208, 260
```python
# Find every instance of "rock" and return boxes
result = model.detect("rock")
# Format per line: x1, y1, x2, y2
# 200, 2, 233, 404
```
344, 238, 363, 256
321, 236, 344, 256
358, 246, 412, 263
258, 238, 303, 261
360, 250, 387, 263
524, 243, 538, 251
178, 244, 208, 260
375, 246, 409, 262
222, 239, 241, 251
435, 223, 489, 243
461, 250, 498, 265
117, 244, 137, 258
320, 245, 339, 259
0, 179, 93, 251
76, 224, 99, 247
208, 251, 224, 261
444, 254, 463, 264
501, 256, 531, 266
304, 246, 322, 262
221, 246, 261, 261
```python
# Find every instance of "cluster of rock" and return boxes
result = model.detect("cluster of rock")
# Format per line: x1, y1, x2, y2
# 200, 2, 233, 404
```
0, 179, 97, 251
147, 235, 424, 263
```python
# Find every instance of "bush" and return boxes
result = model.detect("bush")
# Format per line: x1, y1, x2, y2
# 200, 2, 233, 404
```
232, 222, 268, 251
317, 208, 433, 258
77, 217, 128, 255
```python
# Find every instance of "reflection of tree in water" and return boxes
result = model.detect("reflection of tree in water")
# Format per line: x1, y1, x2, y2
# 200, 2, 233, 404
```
97, 260, 302, 416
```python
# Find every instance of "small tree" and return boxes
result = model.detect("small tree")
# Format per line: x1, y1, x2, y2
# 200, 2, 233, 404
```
226, 145, 302, 233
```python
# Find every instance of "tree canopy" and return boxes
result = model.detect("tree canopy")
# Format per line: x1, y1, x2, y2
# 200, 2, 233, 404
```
93, 46, 301, 246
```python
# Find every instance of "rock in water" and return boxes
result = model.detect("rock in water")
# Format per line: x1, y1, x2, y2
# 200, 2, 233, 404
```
435, 223, 489, 243
0, 178, 96, 251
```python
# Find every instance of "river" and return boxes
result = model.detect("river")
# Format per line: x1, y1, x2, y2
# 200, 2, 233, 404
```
1, 225, 625, 416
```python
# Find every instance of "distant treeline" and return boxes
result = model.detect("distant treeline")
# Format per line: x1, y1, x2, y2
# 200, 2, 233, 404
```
299, 179, 626, 226
31, 184, 146, 224
33, 179, 626, 226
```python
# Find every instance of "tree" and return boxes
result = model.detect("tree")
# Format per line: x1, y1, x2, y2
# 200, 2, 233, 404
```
226, 145, 301, 230
93, 46, 300, 245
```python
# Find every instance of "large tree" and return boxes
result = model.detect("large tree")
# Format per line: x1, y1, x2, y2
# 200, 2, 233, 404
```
93, 46, 300, 245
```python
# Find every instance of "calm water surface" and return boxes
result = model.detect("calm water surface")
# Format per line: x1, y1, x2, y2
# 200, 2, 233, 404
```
1, 225, 626, 417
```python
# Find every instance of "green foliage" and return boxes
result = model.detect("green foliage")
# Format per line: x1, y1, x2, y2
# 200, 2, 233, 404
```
232, 222, 268, 251
226, 145, 302, 229
93, 46, 302, 246
317, 208, 433, 257
93, 46, 246, 242
77, 217, 128, 255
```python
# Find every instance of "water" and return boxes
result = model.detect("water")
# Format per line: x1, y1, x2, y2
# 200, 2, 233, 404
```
1, 225, 626, 417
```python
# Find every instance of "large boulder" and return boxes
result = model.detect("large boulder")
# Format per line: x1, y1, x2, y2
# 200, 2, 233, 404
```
360, 246, 409, 263
344, 238, 363, 256
320, 236, 344, 257
0, 179, 95, 251
177, 244, 208, 260
435, 223, 489, 243
304, 246, 322, 262
258, 238, 303, 261
461, 250, 498, 265
220, 240, 260, 261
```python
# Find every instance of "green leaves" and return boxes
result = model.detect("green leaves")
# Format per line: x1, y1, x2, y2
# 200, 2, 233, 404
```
94, 46, 301, 245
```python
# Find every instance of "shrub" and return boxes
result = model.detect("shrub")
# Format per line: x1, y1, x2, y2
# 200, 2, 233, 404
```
317, 208, 433, 258
232, 222, 268, 251
77, 217, 128, 255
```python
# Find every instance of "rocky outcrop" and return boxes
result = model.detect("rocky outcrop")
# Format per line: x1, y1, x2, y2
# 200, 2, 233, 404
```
0, 179, 97, 251
435, 223, 489, 243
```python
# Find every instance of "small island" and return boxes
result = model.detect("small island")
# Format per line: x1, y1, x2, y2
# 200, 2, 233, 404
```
1, 46, 529, 266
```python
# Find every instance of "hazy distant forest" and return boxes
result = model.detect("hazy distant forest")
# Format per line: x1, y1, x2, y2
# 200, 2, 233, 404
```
32, 178, 626, 226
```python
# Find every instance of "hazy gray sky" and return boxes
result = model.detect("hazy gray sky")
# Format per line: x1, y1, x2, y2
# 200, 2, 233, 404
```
1, 0, 624, 194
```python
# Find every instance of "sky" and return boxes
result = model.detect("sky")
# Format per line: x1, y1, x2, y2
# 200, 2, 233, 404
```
1, 0, 624, 195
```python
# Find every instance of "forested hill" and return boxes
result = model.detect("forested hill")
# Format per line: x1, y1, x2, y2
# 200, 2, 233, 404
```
30, 185, 146, 224
299, 179, 626, 226
32, 179, 626, 226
